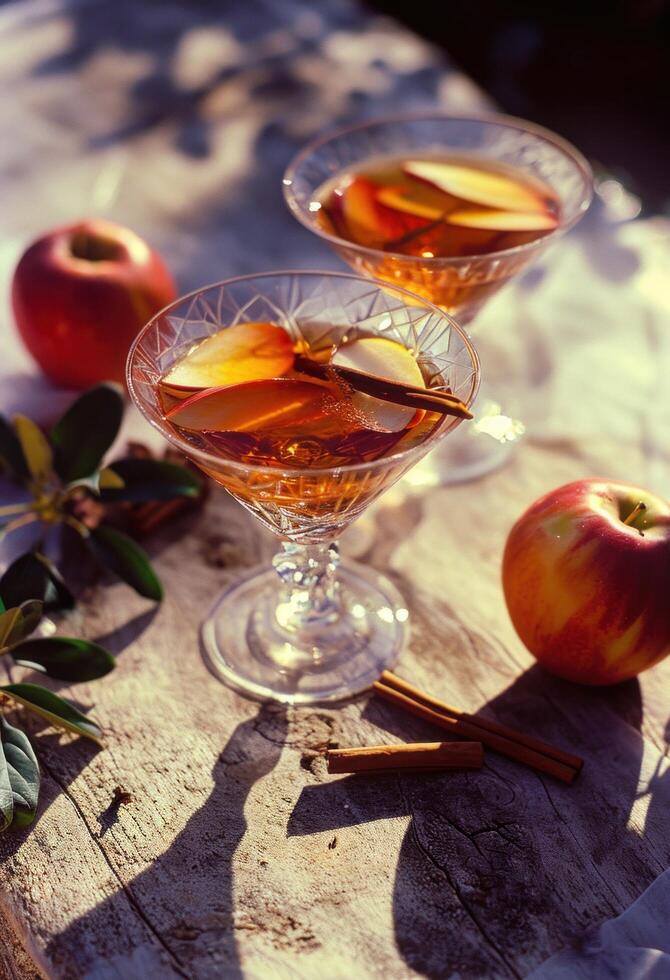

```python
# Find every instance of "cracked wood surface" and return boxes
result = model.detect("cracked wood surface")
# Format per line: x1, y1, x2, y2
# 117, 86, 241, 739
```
1, 441, 670, 980
2, 0, 670, 976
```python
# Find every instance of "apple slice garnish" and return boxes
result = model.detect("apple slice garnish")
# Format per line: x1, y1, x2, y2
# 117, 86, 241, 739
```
166, 378, 341, 433
376, 187, 443, 222
332, 336, 425, 432
340, 178, 424, 247
340, 178, 396, 247
160, 321, 294, 393
403, 160, 548, 214
445, 208, 558, 231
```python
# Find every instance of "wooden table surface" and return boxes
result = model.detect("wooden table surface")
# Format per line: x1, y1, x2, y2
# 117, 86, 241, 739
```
2, 1, 670, 978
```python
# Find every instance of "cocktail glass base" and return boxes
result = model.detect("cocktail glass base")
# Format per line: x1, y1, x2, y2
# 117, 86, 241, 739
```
201, 558, 408, 704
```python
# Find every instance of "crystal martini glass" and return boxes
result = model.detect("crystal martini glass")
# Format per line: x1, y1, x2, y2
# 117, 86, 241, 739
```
283, 112, 593, 483
127, 271, 479, 704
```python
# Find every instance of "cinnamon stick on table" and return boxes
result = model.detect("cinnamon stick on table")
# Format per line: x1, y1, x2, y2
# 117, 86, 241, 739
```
374, 672, 583, 785
327, 741, 483, 774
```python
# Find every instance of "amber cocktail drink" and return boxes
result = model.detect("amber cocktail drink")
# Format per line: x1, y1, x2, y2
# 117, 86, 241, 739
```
314, 153, 561, 313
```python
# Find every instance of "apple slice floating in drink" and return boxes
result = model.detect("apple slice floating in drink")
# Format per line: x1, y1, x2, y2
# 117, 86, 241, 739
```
160, 321, 295, 394
332, 336, 425, 432
445, 208, 558, 231
376, 187, 443, 222
313, 152, 563, 261
403, 160, 549, 214
437, 206, 559, 255
166, 378, 341, 433
340, 178, 387, 247
371, 175, 556, 255
340, 178, 425, 247
377, 188, 557, 231
160, 308, 437, 450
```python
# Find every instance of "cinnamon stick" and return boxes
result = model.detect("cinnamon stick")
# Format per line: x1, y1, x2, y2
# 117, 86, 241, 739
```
294, 355, 472, 420
380, 671, 583, 772
373, 681, 581, 784
327, 741, 483, 774
385, 214, 447, 251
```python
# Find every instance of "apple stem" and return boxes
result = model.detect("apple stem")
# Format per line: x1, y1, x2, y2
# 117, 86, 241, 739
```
623, 501, 647, 527
70, 230, 123, 262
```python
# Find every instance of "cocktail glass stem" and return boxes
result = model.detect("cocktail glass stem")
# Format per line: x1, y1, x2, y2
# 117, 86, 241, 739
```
272, 541, 341, 652
201, 542, 408, 701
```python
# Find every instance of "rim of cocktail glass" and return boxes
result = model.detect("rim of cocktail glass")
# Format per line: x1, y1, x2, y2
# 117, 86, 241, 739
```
126, 270, 480, 480
283, 110, 594, 266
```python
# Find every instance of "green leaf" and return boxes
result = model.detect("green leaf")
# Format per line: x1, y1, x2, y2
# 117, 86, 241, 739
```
0, 415, 29, 484
0, 684, 103, 745
0, 595, 4, 614
0, 608, 21, 650
101, 458, 201, 503
0, 716, 39, 831
89, 524, 163, 601
13, 416, 53, 483
12, 637, 115, 682
51, 384, 124, 483
0, 601, 43, 652
0, 553, 74, 612
65, 466, 124, 497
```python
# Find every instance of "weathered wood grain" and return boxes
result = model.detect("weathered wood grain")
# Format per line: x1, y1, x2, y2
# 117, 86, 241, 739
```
2, 0, 670, 975
0, 914, 46, 980
1, 437, 669, 980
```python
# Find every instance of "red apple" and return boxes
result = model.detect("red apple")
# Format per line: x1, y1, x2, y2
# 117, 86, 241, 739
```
502, 479, 670, 685
12, 219, 176, 388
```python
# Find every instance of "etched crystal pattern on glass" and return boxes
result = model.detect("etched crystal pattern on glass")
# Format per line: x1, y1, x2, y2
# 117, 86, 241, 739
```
284, 113, 592, 486
284, 113, 593, 323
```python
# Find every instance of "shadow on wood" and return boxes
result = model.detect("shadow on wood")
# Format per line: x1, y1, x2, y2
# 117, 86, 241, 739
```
92, 607, 159, 656
42, 704, 288, 978
291, 665, 670, 978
